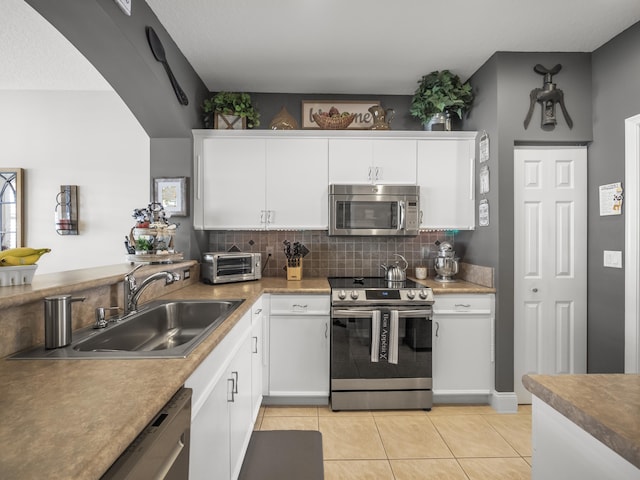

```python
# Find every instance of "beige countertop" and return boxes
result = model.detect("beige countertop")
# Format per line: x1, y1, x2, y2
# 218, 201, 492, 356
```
0, 270, 489, 479
414, 277, 495, 294
523, 373, 640, 469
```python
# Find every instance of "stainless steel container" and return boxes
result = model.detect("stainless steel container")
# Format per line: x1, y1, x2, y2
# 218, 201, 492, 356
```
44, 295, 85, 349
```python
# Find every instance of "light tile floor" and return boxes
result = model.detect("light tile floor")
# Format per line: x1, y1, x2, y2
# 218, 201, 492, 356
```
255, 404, 532, 480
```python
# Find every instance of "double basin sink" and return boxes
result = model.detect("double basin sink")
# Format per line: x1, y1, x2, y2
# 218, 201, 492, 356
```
11, 299, 244, 360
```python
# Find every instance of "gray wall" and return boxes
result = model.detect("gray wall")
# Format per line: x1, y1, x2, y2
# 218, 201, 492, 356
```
590, 22, 640, 372
464, 52, 593, 392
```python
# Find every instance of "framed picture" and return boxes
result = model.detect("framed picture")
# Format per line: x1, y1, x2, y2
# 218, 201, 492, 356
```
301, 100, 380, 129
153, 177, 188, 216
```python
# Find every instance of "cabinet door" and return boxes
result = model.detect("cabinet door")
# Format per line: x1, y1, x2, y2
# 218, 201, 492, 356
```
372, 139, 417, 184
229, 334, 254, 480
266, 138, 329, 229
417, 139, 475, 229
269, 315, 330, 396
432, 295, 494, 394
328, 139, 417, 184
201, 138, 266, 229
328, 139, 373, 184
189, 374, 230, 480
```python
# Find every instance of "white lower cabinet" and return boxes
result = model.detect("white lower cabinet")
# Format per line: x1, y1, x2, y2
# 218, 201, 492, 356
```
250, 296, 264, 419
432, 294, 495, 401
267, 294, 330, 400
186, 308, 254, 480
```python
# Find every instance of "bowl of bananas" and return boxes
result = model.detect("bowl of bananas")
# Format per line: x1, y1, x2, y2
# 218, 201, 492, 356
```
0, 247, 51, 286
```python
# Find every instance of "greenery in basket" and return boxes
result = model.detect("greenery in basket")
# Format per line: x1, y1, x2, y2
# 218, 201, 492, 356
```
202, 92, 260, 128
410, 70, 474, 125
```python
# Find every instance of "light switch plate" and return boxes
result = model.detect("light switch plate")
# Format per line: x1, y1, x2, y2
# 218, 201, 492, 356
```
603, 250, 623, 268
113, 0, 132, 16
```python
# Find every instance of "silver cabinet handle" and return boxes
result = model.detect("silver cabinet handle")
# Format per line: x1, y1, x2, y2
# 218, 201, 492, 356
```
368, 166, 373, 181
532, 288, 538, 293
454, 304, 471, 308
252, 336, 258, 354
325, 322, 328, 339
375, 166, 380, 181
435, 321, 440, 337
227, 378, 235, 402
231, 371, 238, 394
254, 308, 262, 315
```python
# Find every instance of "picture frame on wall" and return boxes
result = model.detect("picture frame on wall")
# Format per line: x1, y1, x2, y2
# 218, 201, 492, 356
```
154, 177, 189, 216
301, 100, 379, 129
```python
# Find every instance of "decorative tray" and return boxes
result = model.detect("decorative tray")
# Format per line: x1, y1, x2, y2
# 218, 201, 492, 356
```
125, 252, 184, 264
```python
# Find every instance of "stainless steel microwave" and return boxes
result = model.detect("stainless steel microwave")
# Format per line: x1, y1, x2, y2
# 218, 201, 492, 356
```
202, 252, 262, 284
329, 184, 420, 236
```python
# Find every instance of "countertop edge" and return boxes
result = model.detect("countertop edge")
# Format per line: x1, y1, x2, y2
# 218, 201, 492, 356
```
523, 374, 640, 469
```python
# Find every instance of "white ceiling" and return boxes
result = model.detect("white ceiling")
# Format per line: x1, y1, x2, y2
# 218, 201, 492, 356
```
2, 0, 640, 95
146, 0, 640, 95
0, 0, 112, 91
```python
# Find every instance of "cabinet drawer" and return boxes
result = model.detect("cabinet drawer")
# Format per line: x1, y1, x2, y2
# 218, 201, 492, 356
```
433, 294, 493, 314
270, 294, 330, 315
185, 311, 251, 417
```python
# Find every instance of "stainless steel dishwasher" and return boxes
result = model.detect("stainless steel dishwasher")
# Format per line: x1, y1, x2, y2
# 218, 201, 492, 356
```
102, 387, 192, 480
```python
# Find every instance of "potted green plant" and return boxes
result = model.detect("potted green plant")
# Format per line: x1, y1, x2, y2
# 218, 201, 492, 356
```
202, 92, 260, 129
410, 70, 474, 130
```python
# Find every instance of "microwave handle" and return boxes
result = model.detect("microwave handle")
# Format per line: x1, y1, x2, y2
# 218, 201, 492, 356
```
398, 201, 405, 231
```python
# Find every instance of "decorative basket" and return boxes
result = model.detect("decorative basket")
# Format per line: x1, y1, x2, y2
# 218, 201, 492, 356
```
312, 113, 356, 130
0, 265, 37, 286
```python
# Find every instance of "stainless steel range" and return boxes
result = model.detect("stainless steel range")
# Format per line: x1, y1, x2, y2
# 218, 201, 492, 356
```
329, 277, 434, 411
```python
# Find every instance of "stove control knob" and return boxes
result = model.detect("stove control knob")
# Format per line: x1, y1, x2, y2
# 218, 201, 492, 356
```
338, 290, 347, 300
419, 289, 429, 299
350, 290, 360, 300
406, 290, 416, 299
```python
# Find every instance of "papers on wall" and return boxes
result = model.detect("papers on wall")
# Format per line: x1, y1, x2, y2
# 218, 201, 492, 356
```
479, 199, 490, 226
479, 165, 490, 194
479, 131, 489, 163
599, 182, 623, 216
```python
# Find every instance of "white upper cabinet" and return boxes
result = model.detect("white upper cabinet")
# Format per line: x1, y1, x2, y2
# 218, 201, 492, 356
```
417, 134, 476, 230
328, 138, 417, 184
199, 137, 266, 229
193, 131, 328, 230
266, 138, 328, 229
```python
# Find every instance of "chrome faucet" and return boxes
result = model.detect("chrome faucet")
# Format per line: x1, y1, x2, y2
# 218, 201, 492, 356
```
124, 264, 180, 315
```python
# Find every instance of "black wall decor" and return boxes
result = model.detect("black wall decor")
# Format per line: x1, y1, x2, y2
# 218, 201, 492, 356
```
524, 64, 573, 129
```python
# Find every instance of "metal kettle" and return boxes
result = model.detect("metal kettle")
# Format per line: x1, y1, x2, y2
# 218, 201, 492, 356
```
381, 254, 408, 281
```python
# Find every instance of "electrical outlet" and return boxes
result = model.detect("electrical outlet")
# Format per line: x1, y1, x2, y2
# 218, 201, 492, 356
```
266, 246, 275, 256
183, 269, 191, 279
604, 250, 622, 268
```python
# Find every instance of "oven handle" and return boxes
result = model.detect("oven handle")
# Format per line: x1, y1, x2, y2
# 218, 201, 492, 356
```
395, 309, 432, 318
332, 309, 431, 318
332, 309, 377, 318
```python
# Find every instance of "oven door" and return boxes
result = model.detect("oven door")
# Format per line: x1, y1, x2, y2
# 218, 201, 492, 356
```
329, 194, 405, 236
331, 307, 432, 381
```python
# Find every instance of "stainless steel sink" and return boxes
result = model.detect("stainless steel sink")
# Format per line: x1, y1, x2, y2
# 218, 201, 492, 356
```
10, 299, 244, 360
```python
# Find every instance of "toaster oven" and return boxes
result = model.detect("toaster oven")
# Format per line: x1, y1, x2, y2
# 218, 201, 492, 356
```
202, 252, 262, 284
